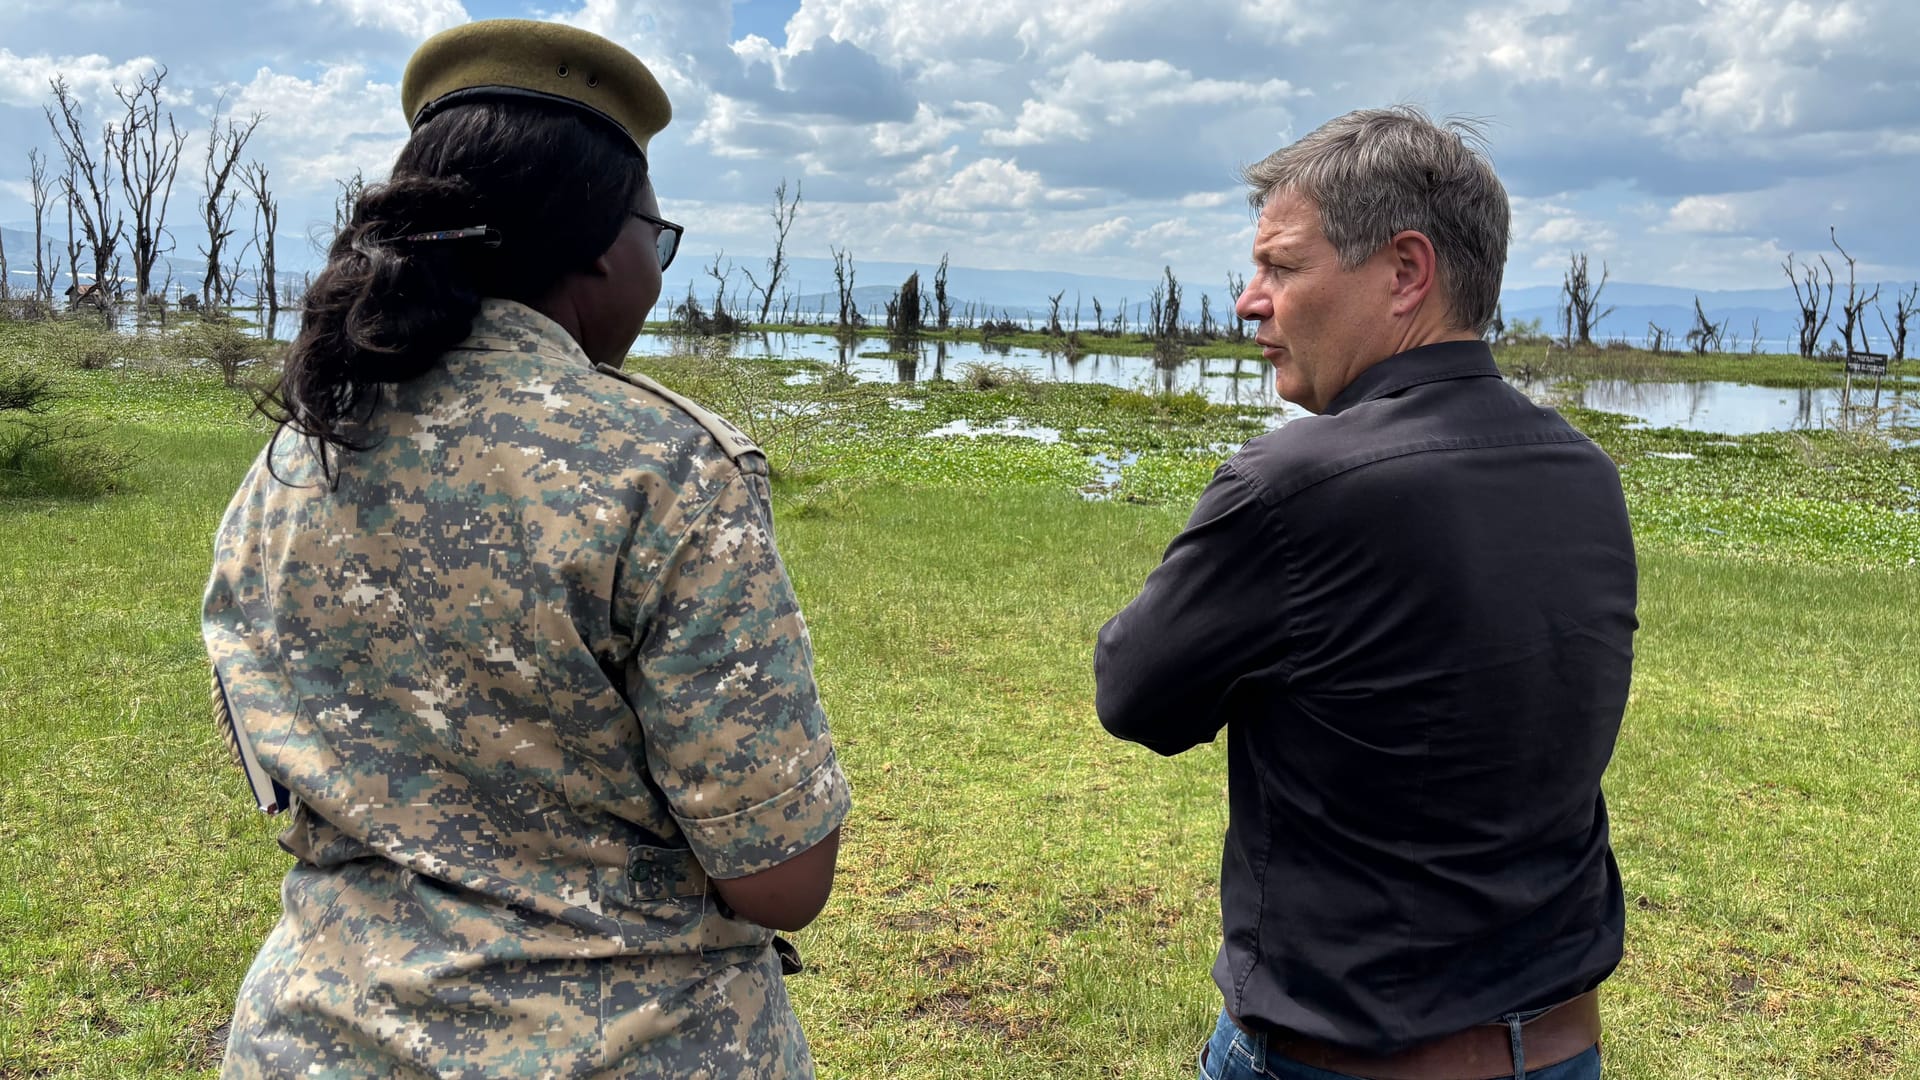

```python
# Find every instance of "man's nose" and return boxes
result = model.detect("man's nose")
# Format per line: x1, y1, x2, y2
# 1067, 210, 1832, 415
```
1235, 284, 1269, 322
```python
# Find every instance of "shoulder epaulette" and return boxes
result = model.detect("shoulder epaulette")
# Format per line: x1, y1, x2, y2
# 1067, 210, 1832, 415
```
594, 363, 763, 466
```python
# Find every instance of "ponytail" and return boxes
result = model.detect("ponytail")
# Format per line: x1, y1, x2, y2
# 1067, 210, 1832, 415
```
255, 100, 647, 484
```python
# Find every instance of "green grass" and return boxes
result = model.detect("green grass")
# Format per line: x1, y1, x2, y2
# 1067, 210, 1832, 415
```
3, 328, 1917, 1078
1492, 343, 1883, 389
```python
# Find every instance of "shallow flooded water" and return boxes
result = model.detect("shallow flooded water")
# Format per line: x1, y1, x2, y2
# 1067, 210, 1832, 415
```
628, 330, 1916, 438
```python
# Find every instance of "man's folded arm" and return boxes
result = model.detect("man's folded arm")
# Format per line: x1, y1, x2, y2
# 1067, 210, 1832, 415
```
1094, 460, 1287, 755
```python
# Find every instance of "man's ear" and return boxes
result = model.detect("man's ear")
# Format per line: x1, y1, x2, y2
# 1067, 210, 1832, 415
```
1385, 230, 1440, 318
586, 250, 615, 279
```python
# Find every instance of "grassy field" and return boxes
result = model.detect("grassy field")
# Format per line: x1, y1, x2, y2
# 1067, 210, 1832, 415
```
2, 321, 1917, 1078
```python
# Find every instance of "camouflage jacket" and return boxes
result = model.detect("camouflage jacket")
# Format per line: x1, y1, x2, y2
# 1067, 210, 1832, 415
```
203, 299, 851, 1079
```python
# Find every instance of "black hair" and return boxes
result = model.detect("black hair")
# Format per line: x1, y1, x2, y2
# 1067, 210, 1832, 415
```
257, 99, 649, 483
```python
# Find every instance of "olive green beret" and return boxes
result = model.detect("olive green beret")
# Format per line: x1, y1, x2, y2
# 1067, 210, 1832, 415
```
401, 19, 670, 158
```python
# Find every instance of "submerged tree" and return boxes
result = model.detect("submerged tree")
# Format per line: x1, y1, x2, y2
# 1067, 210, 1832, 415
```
27, 148, 53, 303
933, 253, 952, 330
1782, 252, 1834, 359
740, 178, 800, 327
113, 66, 186, 312
46, 76, 124, 309
1829, 227, 1880, 356
1559, 252, 1612, 347
1876, 281, 1916, 362
885, 270, 922, 336
1684, 296, 1726, 355
242, 160, 279, 331
201, 100, 261, 310
831, 246, 857, 331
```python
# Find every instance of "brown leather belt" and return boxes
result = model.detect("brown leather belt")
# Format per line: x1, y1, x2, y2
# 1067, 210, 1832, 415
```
1230, 990, 1600, 1080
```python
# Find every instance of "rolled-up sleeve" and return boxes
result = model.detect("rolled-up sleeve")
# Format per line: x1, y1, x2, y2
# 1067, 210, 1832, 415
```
1095, 460, 1289, 756
629, 469, 851, 879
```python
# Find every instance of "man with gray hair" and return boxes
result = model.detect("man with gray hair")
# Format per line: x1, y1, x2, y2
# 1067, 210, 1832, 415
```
1095, 107, 1636, 1080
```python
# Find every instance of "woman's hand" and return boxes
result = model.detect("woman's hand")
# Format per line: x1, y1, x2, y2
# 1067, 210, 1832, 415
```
711, 826, 843, 932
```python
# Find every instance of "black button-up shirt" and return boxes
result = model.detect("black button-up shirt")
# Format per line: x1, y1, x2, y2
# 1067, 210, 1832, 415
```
1095, 340, 1637, 1055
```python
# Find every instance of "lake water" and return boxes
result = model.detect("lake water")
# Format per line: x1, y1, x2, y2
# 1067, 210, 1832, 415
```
1515, 376, 1918, 436
630, 330, 1917, 438
627, 330, 1307, 411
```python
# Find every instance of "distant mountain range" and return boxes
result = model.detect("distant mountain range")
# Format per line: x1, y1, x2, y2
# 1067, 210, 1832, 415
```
5, 225, 1909, 352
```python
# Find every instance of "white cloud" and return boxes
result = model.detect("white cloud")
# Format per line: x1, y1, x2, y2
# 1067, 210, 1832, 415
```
0, 0, 1917, 291
1665, 195, 1743, 235
936, 157, 1050, 210
0, 48, 160, 108
309, 0, 468, 40
1131, 216, 1200, 252
869, 103, 961, 157
1039, 214, 1132, 255
982, 99, 1089, 147
223, 64, 408, 193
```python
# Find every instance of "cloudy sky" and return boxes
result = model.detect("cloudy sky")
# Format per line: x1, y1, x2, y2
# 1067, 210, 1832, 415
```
2, 0, 1916, 295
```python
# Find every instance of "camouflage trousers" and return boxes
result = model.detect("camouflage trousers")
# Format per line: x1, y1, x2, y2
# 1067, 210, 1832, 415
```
220, 862, 815, 1079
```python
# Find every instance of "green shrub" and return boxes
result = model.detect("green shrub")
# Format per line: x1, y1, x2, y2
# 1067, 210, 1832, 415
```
29, 319, 137, 371
170, 315, 281, 386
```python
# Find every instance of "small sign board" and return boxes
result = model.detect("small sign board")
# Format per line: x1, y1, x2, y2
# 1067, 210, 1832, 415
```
1845, 350, 1889, 375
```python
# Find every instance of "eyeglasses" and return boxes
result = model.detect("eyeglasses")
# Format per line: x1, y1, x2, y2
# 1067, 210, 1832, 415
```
632, 211, 684, 273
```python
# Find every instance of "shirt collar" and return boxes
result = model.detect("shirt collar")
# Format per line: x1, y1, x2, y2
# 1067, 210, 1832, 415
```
450, 298, 594, 366
1325, 340, 1501, 415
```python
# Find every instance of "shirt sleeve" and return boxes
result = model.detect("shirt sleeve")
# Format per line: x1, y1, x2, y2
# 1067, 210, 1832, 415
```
1094, 459, 1290, 756
628, 467, 851, 879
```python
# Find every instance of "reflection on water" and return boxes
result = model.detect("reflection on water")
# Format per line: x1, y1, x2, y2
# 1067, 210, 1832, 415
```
628, 329, 1310, 412
1528, 377, 1919, 435
630, 330, 1918, 437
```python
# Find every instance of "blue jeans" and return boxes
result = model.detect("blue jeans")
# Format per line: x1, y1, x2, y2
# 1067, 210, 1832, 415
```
1198, 1009, 1602, 1080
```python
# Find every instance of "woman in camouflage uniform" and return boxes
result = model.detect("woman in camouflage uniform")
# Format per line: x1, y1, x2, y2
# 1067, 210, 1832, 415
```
203, 20, 850, 1079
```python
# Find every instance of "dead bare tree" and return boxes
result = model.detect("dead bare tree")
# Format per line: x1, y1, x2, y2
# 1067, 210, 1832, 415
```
1158, 266, 1183, 340
46, 76, 124, 310
831, 246, 856, 331
1225, 272, 1247, 341
43, 240, 59, 304
333, 169, 366, 239
221, 231, 253, 311
1684, 296, 1727, 355
0, 209, 8, 301
1560, 252, 1612, 347
704, 252, 733, 319
1091, 296, 1103, 335
1645, 322, 1672, 353
738, 179, 800, 326
200, 100, 261, 310
1829, 226, 1880, 355
62, 161, 82, 308
1046, 289, 1066, 335
242, 160, 279, 332
112, 67, 185, 315
934, 253, 951, 330
28, 148, 53, 303
885, 270, 922, 336
1782, 252, 1834, 359
1877, 281, 1916, 362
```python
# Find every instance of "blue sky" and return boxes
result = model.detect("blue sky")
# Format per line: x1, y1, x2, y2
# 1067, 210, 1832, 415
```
3, 0, 1916, 294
